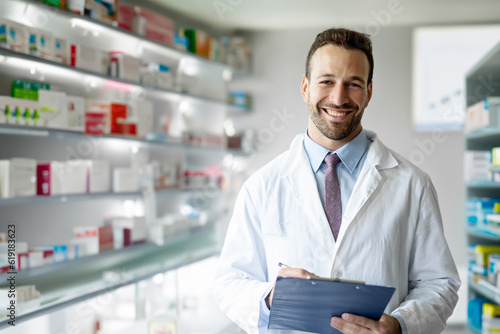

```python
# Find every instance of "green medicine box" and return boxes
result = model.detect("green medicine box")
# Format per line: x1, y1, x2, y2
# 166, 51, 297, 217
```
11, 80, 50, 101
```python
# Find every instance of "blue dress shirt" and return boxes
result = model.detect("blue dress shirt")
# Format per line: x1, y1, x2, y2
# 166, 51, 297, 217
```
303, 128, 372, 214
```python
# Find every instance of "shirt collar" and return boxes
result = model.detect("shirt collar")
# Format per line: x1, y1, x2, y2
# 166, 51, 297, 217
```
303, 128, 370, 174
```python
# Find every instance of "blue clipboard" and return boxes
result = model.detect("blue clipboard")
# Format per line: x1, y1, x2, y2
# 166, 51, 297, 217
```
268, 276, 395, 334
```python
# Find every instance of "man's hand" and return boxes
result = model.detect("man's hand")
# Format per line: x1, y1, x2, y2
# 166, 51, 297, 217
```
265, 266, 318, 309
330, 313, 402, 334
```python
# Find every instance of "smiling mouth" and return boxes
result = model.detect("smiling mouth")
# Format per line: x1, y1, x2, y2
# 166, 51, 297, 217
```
322, 108, 352, 117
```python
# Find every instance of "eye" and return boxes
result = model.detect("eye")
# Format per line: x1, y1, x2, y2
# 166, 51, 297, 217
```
348, 83, 362, 88
320, 80, 333, 85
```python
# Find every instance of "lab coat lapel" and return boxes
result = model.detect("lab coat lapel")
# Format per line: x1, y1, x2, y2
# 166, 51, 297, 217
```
282, 135, 335, 245
336, 130, 398, 245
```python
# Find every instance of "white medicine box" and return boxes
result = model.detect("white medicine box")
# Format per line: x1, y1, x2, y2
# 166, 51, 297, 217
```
0, 158, 37, 198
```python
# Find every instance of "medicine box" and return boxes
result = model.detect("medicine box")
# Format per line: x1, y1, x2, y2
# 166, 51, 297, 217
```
12, 80, 50, 101
38, 90, 68, 130
66, 95, 85, 131
85, 0, 117, 23
113, 168, 139, 192
73, 225, 114, 254
110, 103, 127, 134
28, 28, 54, 60
109, 52, 141, 83
0, 18, 27, 53
106, 216, 147, 244
37, 160, 87, 196
86, 160, 111, 193
85, 100, 110, 135
182, 29, 210, 58
54, 37, 70, 64
134, 6, 174, 46
0, 158, 37, 199
70, 44, 109, 75
466, 97, 500, 133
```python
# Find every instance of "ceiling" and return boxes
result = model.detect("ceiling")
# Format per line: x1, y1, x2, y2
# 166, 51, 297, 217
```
147, 0, 500, 31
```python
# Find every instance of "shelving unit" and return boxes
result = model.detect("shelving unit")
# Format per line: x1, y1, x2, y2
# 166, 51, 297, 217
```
465, 42, 500, 332
0, 0, 252, 331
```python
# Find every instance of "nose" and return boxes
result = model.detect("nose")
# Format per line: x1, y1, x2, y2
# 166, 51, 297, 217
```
329, 84, 349, 107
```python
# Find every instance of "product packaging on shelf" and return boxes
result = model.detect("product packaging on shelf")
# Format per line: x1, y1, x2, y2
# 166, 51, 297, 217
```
112, 167, 139, 192
37, 160, 87, 196
85, 100, 110, 134
464, 150, 492, 182
0, 18, 27, 53
209, 37, 225, 63
30, 247, 54, 266
28, 28, 54, 60
66, 95, 85, 131
155, 163, 179, 189
0, 158, 37, 199
173, 33, 188, 51
109, 52, 141, 83
109, 103, 127, 134
135, 100, 154, 138
40, 0, 66, 7
12, 80, 50, 101
86, 160, 111, 193
228, 91, 252, 110
140, 62, 174, 90
105, 216, 147, 245
70, 44, 109, 75
38, 90, 68, 129
117, 4, 174, 45
73, 225, 114, 255
67, 0, 85, 14
466, 97, 500, 133
0, 96, 40, 126
222, 36, 252, 72
84, 0, 118, 24
182, 29, 210, 58
54, 37, 70, 64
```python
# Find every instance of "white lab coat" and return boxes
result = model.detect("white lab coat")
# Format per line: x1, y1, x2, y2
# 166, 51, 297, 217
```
214, 130, 460, 334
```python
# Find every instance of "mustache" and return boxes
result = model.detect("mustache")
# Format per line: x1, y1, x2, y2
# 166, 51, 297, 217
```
318, 103, 358, 110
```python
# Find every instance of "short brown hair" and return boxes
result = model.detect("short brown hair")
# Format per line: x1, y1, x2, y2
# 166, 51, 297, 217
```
305, 28, 374, 84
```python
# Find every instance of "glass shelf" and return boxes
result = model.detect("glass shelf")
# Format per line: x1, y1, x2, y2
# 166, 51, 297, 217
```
466, 180, 500, 189
0, 224, 219, 329
466, 225, 500, 241
0, 48, 251, 113
0, 124, 234, 154
466, 127, 500, 140
13, 0, 249, 77
468, 273, 500, 304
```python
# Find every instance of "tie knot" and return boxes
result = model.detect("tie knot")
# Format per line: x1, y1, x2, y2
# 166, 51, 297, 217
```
325, 154, 341, 168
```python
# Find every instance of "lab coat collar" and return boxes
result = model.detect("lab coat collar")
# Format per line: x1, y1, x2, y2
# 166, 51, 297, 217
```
282, 129, 398, 179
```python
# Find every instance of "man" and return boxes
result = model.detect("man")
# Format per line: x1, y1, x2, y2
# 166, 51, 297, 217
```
213, 27, 460, 334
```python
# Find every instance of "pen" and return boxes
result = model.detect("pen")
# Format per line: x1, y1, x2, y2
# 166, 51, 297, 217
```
278, 262, 290, 268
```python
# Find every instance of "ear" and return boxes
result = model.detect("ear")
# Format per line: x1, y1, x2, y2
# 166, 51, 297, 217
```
301, 74, 309, 104
365, 81, 373, 108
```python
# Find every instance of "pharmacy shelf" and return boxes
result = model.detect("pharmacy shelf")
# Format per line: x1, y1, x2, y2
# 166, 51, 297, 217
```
466, 180, 500, 189
466, 225, 500, 241
0, 124, 233, 153
0, 47, 251, 113
468, 274, 500, 305
0, 223, 219, 329
465, 42, 500, 108
0, 187, 221, 206
16, 0, 249, 77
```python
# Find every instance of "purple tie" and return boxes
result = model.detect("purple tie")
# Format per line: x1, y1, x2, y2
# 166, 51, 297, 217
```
324, 154, 342, 241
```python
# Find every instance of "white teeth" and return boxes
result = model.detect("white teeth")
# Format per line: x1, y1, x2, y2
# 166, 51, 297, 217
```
324, 109, 348, 117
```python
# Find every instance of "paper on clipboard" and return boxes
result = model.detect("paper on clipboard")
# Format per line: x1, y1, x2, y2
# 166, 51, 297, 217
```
268, 276, 395, 334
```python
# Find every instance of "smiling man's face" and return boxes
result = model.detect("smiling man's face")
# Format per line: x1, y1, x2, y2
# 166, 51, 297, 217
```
301, 44, 373, 151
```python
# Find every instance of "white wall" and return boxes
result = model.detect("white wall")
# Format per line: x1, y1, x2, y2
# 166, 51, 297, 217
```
230, 27, 467, 268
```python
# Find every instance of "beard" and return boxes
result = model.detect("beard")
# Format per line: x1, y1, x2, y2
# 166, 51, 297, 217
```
308, 102, 364, 141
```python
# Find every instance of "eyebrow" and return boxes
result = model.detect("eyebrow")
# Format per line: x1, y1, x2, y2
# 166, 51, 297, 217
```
317, 73, 366, 84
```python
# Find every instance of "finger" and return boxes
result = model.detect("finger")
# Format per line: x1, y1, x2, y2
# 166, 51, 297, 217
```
278, 267, 318, 279
331, 316, 367, 333
341, 313, 377, 330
